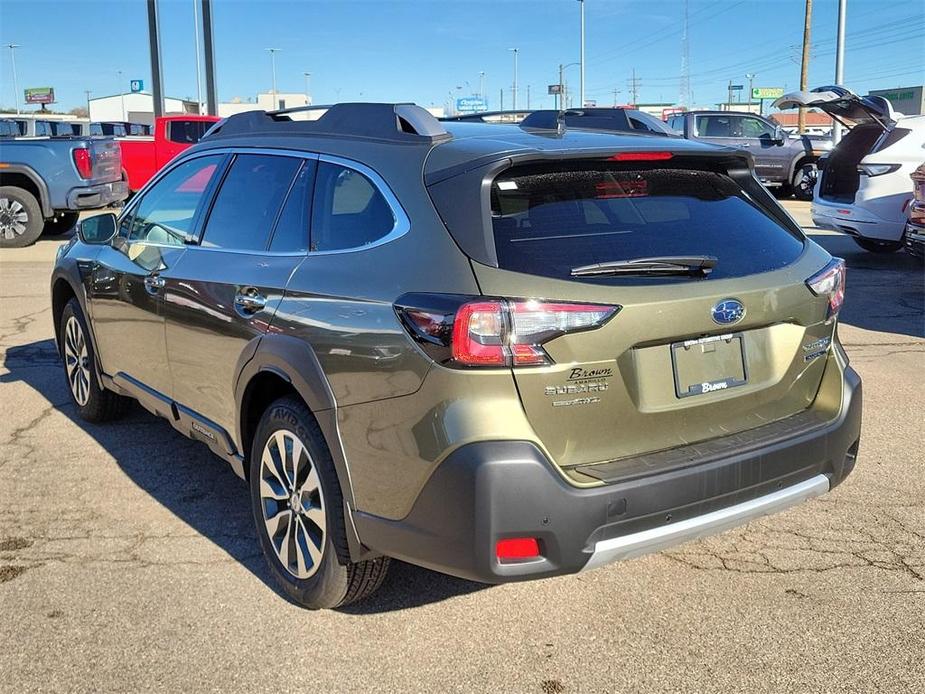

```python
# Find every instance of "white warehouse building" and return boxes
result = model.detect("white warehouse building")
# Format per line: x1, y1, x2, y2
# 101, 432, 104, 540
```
88, 92, 200, 125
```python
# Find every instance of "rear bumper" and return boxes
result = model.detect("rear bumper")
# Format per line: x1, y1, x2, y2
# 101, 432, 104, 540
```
355, 367, 862, 583
811, 197, 904, 241
65, 179, 128, 210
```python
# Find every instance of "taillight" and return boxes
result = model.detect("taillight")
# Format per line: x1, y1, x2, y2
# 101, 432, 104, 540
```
397, 296, 619, 368
806, 258, 846, 318
73, 148, 93, 179
857, 163, 899, 177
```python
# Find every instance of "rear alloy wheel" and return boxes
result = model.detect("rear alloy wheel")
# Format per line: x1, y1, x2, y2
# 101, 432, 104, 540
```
853, 237, 903, 253
792, 162, 818, 201
249, 396, 390, 609
0, 186, 43, 248
43, 212, 80, 236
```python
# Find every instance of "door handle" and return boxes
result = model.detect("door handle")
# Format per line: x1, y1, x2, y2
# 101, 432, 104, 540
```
234, 288, 267, 314
144, 275, 165, 293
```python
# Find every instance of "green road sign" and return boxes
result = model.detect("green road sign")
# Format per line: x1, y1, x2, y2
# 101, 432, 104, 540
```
752, 87, 784, 100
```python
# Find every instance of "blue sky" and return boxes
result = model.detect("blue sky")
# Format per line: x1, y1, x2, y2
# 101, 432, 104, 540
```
1, 0, 922, 112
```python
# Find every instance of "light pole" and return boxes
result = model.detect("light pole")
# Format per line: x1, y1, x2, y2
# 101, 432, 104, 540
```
303, 72, 312, 105
745, 73, 756, 110
578, 0, 585, 108
116, 70, 126, 121
266, 48, 281, 109
479, 71, 486, 100
558, 62, 580, 111
84, 90, 92, 118
508, 47, 519, 110
833, 0, 846, 143
6, 44, 20, 115
193, 0, 203, 113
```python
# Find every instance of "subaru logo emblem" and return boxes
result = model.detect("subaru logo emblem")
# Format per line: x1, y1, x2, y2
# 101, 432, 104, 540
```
712, 299, 745, 325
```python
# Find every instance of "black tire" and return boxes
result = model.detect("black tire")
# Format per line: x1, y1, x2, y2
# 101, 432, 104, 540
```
853, 237, 903, 253
43, 211, 80, 236
791, 161, 817, 201
249, 396, 390, 609
59, 299, 130, 422
0, 186, 44, 248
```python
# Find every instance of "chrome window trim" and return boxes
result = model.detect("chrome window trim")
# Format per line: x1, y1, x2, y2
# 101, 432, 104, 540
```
118, 148, 410, 256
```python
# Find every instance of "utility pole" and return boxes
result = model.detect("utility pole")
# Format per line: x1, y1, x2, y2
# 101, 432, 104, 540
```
627, 68, 640, 106
500, 87, 504, 112
201, 0, 218, 116
5, 44, 20, 115
727, 80, 733, 111
680, 0, 690, 108
116, 70, 126, 121
578, 0, 585, 108
84, 90, 92, 118
746, 73, 756, 110
303, 72, 312, 104
509, 47, 519, 110
479, 71, 486, 100
558, 64, 564, 111
527, 84, 531, 109
833, 0, 846, 143
146, 0, 164, 118
612, 88, 620, 106
193, 0, 202, 113
266, 48, 281, 109
798, 0, 812, 134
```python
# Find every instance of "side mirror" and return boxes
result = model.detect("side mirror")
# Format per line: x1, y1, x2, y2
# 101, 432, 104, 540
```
773, 126, 788, 145
77, 213, 118, 245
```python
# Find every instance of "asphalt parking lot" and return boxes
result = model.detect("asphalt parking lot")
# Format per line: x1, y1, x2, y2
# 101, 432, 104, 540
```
1, 201, 923, 693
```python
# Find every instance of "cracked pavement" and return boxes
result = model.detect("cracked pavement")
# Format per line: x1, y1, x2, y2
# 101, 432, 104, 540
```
1, 203, 923, 693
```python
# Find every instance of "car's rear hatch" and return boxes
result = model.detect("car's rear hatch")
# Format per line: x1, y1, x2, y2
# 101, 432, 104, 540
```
427, 142, 839, 478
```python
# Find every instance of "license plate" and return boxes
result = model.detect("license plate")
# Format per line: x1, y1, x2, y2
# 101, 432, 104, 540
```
671, 333, 747, 398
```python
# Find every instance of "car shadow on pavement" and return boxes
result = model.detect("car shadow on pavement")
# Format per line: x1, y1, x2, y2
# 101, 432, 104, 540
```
807, 232, 924, 339
1, 338, 488, 613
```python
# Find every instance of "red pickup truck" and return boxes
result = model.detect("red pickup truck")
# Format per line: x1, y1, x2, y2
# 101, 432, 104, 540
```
118, 115, 219, 193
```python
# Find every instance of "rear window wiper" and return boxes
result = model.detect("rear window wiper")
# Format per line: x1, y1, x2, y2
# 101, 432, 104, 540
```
570, 255, 717, 277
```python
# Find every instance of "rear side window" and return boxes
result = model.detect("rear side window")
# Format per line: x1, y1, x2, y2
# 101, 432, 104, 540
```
201, 154, 301, 251
168, 120, 212, 144
310, 162, 395, 251
490, 163, 804, 283
269, 160, 317, 253
695, 115, 732, 138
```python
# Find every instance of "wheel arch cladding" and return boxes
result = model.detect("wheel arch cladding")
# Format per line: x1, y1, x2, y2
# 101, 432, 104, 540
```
51, 277, 78, 354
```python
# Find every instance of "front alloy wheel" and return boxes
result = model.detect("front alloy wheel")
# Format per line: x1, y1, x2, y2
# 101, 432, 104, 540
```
63, 315, 91, 406
259, 429, 327, 579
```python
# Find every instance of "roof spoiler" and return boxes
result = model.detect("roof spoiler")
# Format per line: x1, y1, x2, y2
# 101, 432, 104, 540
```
203, 103, 451, 143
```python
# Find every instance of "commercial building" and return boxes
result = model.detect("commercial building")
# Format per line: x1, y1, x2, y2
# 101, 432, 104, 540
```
88, 92, 199, 125
218, 92, 310, 117
869, 85, 924, 116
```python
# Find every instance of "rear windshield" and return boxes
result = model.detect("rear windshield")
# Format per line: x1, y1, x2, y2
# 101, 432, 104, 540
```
490, 163, 804, 283
168, 120, 212, 144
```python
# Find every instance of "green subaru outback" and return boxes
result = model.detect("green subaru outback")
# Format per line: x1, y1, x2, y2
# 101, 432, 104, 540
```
51, 104, 861, 609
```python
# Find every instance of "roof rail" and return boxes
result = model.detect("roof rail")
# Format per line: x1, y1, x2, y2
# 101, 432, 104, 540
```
203, 102, 451, 143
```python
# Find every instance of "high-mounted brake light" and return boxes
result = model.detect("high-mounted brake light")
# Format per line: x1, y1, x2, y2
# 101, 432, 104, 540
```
609, 151, 673, 162
806, 258, 846, 318
72, 148, 93, 179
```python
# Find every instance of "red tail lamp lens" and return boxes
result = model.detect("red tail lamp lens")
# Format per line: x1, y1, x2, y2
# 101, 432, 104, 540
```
496, 537, 541, 562
73, 149, 93, 179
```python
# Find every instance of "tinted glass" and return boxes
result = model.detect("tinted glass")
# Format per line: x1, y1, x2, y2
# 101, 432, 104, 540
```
740, 117, 775, 138
490, 164, 804, 283
270, 160, 317, 253
127, 155, 223, 246
311, 162, 395, 252
0, 121, 16, 137
51, 122, 79, 136
201, 154, 301, 251
168, 120, 213, 144
695, 115, 732, 137
89, 123, 102, 135
34, 121, 50, 136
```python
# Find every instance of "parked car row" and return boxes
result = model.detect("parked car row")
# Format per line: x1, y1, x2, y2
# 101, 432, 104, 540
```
0, 117, 152, 138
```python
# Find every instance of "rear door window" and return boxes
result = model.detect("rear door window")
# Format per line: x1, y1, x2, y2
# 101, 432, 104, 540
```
695, 115, 733, 138
490, 163, 804, 283
167, 120, 213, 144
200, 154, 302, 251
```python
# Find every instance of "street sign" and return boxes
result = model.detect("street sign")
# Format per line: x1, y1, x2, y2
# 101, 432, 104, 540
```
130, 79, 144, 93
548, 84, 562, 95
752, 87, 784, 99
24, 87, 55, 104
729, 84, 744, 91
456, 96, 488, 114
